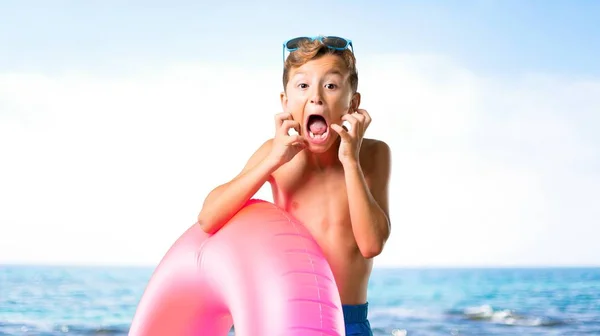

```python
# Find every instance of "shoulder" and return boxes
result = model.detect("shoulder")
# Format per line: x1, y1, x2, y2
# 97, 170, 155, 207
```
362, 138, 390, 154
252, 138, 275, 159
259, 138, 274, 150
239, 138, 274, 173
360, 138, 391, 168
359, 138, 392, 187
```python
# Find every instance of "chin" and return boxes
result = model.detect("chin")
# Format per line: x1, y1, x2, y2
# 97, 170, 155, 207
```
306, 144, 329, 154
306, 135, 338, 154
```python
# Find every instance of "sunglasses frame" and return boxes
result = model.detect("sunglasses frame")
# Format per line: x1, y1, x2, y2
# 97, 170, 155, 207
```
282, 36, 354, 64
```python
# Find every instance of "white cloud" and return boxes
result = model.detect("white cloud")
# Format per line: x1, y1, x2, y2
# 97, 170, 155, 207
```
357, 54, 600, 267
1, 53, 598, 267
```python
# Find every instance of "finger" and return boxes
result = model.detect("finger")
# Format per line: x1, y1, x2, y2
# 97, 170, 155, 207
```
341, 114, 360, 135
274, 112, 292, 129
356, 109, 372, 127
330, 124, 352, 141
351, 111, 366, 123
351, 112, 366, 130
279, 119, 300, 136
286, 135, 308, 146
348, 111, 367, 134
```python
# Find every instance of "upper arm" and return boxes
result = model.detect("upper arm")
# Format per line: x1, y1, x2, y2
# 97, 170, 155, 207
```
364, 139, 392, 223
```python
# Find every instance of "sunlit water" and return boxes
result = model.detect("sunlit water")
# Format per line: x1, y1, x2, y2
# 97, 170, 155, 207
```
1, 265, 599, 335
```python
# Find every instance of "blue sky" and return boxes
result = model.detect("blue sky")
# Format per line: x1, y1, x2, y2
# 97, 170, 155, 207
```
1, 1, 599, 267
1, 0, 598, 76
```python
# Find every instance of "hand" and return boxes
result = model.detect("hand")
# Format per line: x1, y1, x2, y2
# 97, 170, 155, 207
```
330, 109, 372, 166
268, 112, 308, 166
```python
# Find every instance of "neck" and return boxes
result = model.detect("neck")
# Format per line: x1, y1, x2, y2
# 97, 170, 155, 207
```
305, 136, 342, 170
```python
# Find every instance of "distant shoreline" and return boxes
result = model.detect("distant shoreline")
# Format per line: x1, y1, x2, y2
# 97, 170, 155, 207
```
2, 263, 599, 270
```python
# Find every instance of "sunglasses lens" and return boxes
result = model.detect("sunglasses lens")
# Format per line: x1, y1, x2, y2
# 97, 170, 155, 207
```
322, 36, 348, 49
286, 37, 310, 50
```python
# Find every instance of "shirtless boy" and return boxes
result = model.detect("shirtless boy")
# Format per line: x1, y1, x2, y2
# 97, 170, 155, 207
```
198, 36, 391, 336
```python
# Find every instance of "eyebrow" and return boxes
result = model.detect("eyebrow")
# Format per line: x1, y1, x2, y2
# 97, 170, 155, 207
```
326, 69, 344, 77
292, 69, 345, 77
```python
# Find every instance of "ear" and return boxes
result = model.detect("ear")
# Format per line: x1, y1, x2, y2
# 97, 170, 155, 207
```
280, 91, 288, 111
349, 92, 361, 112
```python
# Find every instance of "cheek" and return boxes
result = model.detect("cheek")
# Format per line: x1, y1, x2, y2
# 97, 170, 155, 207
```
330, 95, 352, 111
288, 95, 305, 104
287, 95, 309, 112
286, 97, 306, 120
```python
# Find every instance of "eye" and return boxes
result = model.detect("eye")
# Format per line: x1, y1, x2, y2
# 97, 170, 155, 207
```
325, 83, 337, 90
298, 83, 308, 89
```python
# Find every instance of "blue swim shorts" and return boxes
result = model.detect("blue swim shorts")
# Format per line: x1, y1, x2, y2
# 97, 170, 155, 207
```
343, 302, 373, 336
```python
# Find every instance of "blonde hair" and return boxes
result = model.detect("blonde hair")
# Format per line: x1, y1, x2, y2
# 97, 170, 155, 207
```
282, 38, 358, 93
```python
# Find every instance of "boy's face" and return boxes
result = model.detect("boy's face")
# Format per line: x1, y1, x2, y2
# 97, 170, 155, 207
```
280, 54, 360, 153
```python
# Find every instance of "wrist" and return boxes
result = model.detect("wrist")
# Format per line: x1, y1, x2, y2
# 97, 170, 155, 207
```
262, 154, 282, 173
341, 158, 360, 170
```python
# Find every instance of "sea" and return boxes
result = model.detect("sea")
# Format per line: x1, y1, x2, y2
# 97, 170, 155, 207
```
1, 265, 599, 336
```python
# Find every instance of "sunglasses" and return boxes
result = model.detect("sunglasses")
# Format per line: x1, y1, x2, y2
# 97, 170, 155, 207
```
282, 36, 354, 63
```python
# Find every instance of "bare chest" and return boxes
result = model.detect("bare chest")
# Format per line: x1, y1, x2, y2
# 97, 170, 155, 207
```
270, 163, 351, 241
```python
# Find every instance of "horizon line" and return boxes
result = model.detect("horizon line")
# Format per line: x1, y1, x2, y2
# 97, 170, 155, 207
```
1, 262, 599, 269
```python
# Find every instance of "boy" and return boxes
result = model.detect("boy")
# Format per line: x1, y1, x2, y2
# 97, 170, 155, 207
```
198, 36, 391, 336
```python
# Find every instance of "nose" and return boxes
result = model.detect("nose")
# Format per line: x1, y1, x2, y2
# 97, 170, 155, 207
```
309, 88, 323, 105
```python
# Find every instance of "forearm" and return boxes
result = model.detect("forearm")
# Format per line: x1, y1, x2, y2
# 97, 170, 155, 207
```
198, 157, 279, 234
344, 161, 390, 258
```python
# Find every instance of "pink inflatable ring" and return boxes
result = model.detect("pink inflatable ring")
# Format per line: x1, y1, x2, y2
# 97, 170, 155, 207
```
129, 199, 345, 336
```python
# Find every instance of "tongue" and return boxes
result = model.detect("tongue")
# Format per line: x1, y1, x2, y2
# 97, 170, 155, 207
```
308, 119, 327, 135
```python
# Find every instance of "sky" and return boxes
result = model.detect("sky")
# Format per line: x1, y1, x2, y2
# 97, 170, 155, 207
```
1, 1, 599, 268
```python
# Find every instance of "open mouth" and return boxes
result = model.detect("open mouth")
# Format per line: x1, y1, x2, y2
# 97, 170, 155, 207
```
306, 114, 329, 142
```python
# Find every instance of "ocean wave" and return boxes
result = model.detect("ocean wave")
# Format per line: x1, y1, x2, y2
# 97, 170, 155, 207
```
369, 306, 443, 321
366, 304, 571, 335
0, 321, 129, 336
446, 304, 567, 327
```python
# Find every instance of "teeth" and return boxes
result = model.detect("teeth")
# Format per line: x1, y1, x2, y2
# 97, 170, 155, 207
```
308, 131, 327, 140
